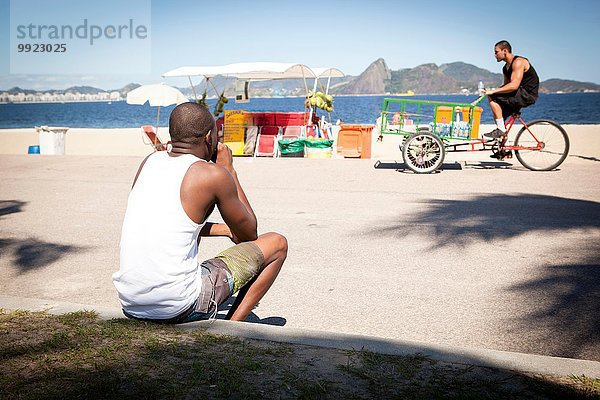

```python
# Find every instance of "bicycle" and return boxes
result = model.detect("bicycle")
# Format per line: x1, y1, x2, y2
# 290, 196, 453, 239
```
380, 95, 570, 173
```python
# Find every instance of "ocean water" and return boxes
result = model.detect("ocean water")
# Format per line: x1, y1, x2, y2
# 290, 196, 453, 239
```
0, 93, 599, 129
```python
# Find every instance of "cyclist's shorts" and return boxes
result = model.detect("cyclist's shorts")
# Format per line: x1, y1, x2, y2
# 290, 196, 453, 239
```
490, 87, 537, 119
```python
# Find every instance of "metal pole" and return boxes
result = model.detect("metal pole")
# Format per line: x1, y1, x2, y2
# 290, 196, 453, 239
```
301, 67, 311, 126
308, 77, 318, 126
155, 105, 161, 136
188, 76, 198, 101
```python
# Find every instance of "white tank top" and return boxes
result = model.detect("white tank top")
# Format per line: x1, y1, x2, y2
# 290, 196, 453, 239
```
113, 152, 206, 319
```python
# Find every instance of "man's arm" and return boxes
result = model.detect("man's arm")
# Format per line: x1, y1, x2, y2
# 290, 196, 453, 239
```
199, 222, 239, 243
212, 143, 258, 242
215, 143, 255, 219
487, 58, 526, 95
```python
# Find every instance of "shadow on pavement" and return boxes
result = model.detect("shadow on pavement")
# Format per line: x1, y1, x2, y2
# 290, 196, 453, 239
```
373, 161, 463, 171
464, 161, 513, 169
569, 154, 600, 162
0, 200, 27, 218
242, 313, 287, 327
507, 243, 600, 360
369, 193, 600, 244
366, 193, 600, 359
215, 298, 287, 326
0, 237, 86, 273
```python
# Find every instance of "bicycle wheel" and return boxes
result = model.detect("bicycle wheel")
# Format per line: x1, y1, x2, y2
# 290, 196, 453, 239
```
514, 120, 569, 171
402, 132, 445, 173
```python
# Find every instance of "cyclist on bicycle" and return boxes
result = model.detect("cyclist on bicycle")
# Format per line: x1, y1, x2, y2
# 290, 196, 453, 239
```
484, 40, 539, 141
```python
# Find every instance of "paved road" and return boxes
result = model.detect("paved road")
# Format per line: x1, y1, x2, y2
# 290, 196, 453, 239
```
1, 152, 599, 361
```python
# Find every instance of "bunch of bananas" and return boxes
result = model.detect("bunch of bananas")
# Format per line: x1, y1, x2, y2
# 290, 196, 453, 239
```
305, 91, 334, 113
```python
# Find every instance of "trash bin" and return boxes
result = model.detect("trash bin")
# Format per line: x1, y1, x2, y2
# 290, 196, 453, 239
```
336, 124, 374, 159
278, 138, 305, 157
35, 126, 69, 155
305, 139, 333, 158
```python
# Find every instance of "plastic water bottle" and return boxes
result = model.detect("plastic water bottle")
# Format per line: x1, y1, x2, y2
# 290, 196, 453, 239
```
478, 80, 485, 95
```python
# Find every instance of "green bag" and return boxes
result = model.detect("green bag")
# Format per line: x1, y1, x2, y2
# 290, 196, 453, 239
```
304, 139, 333, 149
278, 139, 305, 154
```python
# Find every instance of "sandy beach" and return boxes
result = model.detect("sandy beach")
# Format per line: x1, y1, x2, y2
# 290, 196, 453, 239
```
1, 124, 599, 363
1, 124, 599, 161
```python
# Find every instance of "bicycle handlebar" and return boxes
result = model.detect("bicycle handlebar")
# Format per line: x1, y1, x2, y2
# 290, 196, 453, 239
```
471, 93, 487, 106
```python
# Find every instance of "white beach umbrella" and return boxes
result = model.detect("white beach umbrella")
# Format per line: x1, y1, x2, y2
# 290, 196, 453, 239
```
126, 83, 189, 134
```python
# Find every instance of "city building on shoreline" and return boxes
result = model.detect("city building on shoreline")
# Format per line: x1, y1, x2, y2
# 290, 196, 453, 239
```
0, 91, 123, 103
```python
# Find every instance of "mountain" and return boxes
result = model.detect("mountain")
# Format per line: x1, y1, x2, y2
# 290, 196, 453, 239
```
386, 62, 503, 94
2, 83, 141, 98
113, 83, 141, 97
64, 85, 105, 94
3, 62, 599, 96
539, 79, 600, 93
341, 60, 599, 95
439, 62, 502, 84
6, 86, 39, 95
334, 58, 390, 95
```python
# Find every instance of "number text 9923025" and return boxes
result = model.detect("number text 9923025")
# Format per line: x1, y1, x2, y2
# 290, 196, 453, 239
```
17, 44, 67, 53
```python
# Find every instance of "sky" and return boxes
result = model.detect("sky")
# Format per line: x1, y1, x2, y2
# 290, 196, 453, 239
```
1, 0, 599, 90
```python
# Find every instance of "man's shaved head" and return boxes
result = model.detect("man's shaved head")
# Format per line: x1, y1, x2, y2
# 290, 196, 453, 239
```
169, 102, 216, 144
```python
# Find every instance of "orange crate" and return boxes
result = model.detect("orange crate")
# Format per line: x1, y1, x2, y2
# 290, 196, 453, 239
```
336, 124, 374, 159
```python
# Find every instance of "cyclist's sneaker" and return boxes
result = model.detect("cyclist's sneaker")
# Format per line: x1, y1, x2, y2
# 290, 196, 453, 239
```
483, 128, 506, 139
490, 150, 513, 160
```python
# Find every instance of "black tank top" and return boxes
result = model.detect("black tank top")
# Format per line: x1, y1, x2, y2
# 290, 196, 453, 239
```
503, 56, 539, 100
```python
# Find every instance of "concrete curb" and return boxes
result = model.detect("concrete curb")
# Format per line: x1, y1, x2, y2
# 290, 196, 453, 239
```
2, 295, 599, 379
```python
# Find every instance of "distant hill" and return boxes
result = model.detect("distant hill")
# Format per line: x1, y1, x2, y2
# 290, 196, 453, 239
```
6, 86, 39, 95
439, 62, 503, 91
335, 58, 390, 95
336, 60, 599, 95
63, 86, 105, 94
384, 62, 504, 94
114, 83, 141, 95
3, 62, 598, 96
3, 83, 137, 96
539, 79, 600, 93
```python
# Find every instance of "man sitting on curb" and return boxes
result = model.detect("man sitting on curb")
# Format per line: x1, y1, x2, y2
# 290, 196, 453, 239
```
113, 102, 287, 323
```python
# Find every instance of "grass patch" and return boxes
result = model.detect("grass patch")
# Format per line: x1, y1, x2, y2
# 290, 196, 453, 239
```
0, 310, 598, 399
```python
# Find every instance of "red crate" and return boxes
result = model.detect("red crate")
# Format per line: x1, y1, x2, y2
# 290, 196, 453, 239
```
260, 126, 280, 136
253, 112, 275, 126
275, 112, 307, 126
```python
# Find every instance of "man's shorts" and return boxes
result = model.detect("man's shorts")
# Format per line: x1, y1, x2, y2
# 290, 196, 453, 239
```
179, 242, 265, 323
489, 88, 537, 119
122, 242, 265, 324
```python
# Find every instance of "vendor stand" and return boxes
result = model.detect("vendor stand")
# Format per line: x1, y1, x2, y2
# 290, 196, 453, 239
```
162, 63, 344, 157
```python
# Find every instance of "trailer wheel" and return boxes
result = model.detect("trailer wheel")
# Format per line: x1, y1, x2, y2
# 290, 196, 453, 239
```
402, 132, 445, 173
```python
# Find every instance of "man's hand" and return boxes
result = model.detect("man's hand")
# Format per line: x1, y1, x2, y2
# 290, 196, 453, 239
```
198, 222, 241, 243
215, 142, 234, 173
484, 88, 496, 96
